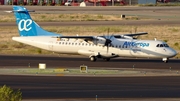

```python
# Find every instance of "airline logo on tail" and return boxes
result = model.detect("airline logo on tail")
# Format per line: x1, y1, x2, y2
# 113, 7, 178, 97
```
18, 19, 32, 31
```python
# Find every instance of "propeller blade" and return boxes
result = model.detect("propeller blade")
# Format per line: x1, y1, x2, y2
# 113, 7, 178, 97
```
104, 28, 114, 53
107, 44, 109, 53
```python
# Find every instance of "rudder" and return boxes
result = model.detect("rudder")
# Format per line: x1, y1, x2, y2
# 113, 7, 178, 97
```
13, 6, 60, 37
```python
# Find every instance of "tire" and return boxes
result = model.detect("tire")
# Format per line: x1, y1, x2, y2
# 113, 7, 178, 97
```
90, 56, 96, 62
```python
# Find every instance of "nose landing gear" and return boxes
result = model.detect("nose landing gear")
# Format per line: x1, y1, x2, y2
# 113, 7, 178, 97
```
162, 58, 169, 63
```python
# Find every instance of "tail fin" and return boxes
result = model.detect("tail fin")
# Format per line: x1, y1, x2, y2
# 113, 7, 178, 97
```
13, 6, 60, 37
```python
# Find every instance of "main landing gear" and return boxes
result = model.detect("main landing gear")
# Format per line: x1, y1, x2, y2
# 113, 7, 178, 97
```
90, 56, 110, 62
90, 56, 97, 62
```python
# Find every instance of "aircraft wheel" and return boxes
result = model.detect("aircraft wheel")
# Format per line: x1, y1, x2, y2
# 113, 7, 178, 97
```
90, 56, 96, 62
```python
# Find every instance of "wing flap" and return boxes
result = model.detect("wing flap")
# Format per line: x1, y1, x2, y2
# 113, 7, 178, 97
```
123, 32, 148, 36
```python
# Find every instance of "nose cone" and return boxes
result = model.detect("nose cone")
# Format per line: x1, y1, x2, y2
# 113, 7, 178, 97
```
169, 49, 177, 57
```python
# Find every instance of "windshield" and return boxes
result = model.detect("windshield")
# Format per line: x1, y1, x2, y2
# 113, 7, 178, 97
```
156, 44, 169, 47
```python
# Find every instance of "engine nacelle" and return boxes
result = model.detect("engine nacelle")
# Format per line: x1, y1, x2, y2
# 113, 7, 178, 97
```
92, 36, 106, 46
121, 35, 133, 39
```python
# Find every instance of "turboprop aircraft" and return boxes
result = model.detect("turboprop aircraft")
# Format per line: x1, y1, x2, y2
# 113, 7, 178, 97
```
9, 6, 177, 63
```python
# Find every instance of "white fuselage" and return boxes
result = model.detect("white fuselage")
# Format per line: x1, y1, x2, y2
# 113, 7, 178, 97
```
12, 36, 177, 59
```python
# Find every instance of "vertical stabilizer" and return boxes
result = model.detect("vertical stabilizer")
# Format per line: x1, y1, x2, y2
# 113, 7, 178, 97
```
13, 6, 60, 37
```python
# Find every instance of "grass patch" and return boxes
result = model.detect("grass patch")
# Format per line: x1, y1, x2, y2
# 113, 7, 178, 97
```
138, 3, 156, 6
168, 28, 180, 33
157, 2, 180, 6
0, 44, 8, 49
138, 2, 180, 6
12, 43, 26, 48
174, 42, 179, 47
41, 15, 46, 19
0, 13, 144, 22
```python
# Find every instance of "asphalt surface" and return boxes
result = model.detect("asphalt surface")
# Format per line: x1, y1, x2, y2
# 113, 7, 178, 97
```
1, 75, 180, 99
0, 55, 180, 69
0, 55, 180, 100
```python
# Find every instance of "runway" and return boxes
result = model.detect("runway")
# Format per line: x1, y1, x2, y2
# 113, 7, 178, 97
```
1, 75, 180, 99
0, 55, 180, 69
0, 55, 180, 100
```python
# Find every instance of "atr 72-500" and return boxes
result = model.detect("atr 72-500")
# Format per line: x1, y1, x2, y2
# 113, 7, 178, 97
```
7, 6, 177, 63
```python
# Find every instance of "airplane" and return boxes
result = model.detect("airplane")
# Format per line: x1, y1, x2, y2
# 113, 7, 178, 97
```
8, 6, 177, 63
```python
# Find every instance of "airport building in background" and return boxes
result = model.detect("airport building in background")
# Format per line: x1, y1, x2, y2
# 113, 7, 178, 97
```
0, 0, 179, 6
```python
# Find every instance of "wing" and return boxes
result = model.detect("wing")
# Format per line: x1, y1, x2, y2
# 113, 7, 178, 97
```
114, 32, 148, 39
123, 32, 148, 36
59, 36, 95, 42
59, 35, 113, 48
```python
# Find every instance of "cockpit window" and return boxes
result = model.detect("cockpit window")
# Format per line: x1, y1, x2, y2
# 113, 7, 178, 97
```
156, 44, 159, 47
164, 44, 169, 47
160, 44, 163, 47
156, 44, 169, 47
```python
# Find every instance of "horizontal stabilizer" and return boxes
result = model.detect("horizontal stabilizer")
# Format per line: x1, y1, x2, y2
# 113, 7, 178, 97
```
5, 10, 35, 13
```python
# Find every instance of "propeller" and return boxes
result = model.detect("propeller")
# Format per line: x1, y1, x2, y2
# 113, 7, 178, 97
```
103, 28, 113, 53
132, 27, 138, 39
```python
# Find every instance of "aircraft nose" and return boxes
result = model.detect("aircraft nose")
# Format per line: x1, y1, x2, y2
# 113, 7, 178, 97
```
170, 49, 177, 57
